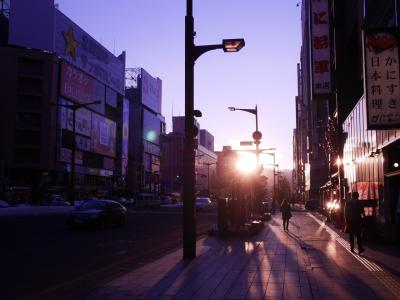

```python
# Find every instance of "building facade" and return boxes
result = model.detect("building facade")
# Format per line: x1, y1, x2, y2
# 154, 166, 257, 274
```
125, 68, 166, 194
161, 116, 217, 195
295, 0, 400, 241
0, 0, 126, 202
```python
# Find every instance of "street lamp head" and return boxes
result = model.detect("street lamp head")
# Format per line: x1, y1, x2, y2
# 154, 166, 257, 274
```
222, 39, 245, 52
193, 109, 202, 117
228, 107, 236, 111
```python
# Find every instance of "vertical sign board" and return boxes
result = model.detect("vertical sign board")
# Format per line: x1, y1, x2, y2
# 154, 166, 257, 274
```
311, 0, 331, 95
365, 30, 400, 129
121, 99, 129, 176
141, 68, 162, 114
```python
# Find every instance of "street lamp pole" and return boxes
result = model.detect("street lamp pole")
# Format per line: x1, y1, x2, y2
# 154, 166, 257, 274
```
228, 106, 260, 167
184, 0, 196, 260
184, 0, 245, 259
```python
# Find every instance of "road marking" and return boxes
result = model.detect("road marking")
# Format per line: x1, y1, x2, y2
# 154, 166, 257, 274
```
307, 213, 400, 299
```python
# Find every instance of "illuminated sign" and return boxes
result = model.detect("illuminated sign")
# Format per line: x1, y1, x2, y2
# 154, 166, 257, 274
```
365, 30, 400, 128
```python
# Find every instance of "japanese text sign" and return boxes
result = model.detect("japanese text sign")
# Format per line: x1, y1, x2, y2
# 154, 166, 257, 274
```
60, 61, 94, 104
311, 0, 331, 95
365, 30, 400, 128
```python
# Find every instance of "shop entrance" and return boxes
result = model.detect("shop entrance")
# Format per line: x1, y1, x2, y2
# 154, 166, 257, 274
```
387, 175, 400, 242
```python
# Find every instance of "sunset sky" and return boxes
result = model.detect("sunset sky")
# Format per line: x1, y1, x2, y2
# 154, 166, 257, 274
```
57, 0, 301, 170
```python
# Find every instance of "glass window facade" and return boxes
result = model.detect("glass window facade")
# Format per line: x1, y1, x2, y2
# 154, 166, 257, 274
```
343, 96, 400, 222
143, 109, 161, 145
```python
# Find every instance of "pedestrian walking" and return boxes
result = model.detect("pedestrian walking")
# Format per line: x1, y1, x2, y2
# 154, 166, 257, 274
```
281, 199, 292, 231
344, 191, 365, 254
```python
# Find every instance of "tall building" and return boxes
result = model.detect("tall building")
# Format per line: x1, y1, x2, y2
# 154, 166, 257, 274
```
200, 129, 214, 152
0, 0, 9, 45
125, 68, 166, 194
293, 62, 308, 203
161, 116, 217, 195
294, 0, 330, 203
295, 0, 400, 241
0, 0, 126, 203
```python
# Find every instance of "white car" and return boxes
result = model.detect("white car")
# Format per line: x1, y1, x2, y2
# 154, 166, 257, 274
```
195, 197, 212, 212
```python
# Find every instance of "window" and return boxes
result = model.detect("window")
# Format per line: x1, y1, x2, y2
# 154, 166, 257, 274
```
15, 130, 40, 145
18, 58, 43, 77
16, 94, 42, 109
14, 149, 40, 164
17, 78, 42, 94
16, 113, 41, 127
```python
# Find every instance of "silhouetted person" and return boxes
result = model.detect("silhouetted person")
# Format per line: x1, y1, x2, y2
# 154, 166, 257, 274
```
345, 192, 365, 254
281, 199, 292, 231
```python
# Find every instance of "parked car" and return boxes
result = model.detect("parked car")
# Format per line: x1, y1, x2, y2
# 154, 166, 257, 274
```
159, 195, 173, 205
195, 197, 212, 212
50, 195, 70, 206
109, 196, 135, 207
305, 199, 319, 211
66, 200, 127, 228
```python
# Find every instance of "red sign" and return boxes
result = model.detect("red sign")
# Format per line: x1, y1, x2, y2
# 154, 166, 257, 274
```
60, 61, 94, 104
311, 0, 331, 95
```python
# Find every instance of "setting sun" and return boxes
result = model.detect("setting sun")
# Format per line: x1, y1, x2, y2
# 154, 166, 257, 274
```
236, 152, 257, 173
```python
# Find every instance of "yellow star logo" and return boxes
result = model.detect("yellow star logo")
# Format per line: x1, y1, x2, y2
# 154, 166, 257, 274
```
63, 28, 79, 60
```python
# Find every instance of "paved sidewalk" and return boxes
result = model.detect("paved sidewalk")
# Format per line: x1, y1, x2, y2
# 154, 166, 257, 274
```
85, 212, 400, 300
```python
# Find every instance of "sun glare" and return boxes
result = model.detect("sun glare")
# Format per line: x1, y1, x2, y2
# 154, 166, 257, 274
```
236, 152, 257, 173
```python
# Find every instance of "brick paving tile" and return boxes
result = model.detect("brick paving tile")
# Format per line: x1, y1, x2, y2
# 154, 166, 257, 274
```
246, 283, 267, 300
86, 212, 400, 300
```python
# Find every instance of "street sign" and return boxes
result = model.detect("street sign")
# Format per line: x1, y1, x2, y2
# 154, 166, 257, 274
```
240, 141, 253, 146
252, 131, 262, 141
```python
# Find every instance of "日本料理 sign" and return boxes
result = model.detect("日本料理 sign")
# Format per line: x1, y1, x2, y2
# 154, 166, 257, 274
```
365, 30, 400, 129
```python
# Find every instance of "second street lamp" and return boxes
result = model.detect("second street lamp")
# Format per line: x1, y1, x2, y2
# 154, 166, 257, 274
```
228, 106, 261, 168
184, 0, 245, 259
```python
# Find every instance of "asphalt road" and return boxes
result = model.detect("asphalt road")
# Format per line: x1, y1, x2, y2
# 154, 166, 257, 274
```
0, 207, 216, 300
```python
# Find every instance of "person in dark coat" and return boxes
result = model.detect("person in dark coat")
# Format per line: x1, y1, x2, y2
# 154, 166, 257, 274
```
344, 191, 365, 254
281, 199, 292, 231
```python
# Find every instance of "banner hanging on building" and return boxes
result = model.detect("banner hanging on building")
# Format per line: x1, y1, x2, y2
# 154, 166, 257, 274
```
364, 30, 400, 129
311, 0, 331, 95
91, 113, 116, 157
121, 98, 129, 176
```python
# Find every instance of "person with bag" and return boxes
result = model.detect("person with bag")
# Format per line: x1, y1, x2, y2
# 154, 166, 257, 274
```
281, 199, 292, 231
344, 191, 365, 254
